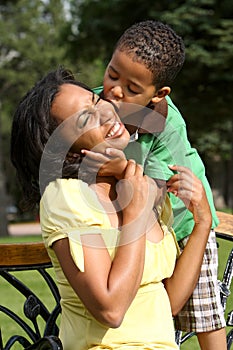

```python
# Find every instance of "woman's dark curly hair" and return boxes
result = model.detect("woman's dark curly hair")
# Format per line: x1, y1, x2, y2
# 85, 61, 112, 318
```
115, 20, 185, 89
11, 66, 92, 211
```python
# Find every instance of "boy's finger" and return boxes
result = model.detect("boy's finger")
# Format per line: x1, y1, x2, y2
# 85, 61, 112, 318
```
124, 160, 136, 178
134, 163, 144, 176
105, 148, 126, 159
82, 149, 107, 159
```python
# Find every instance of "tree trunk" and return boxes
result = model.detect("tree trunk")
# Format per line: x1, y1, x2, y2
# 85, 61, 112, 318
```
0, 120, 9, 237
228, 123, 233, 211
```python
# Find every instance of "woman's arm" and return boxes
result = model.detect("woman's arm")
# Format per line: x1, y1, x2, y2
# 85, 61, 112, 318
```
164, 165, 212, 316
53, 160, 157, 327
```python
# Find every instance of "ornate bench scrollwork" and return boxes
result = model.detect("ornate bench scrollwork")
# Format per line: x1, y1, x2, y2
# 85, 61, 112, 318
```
0, 242, 62, 350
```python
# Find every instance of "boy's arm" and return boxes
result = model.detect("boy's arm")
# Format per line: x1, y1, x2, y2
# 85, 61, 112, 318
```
164, 165, 212, 315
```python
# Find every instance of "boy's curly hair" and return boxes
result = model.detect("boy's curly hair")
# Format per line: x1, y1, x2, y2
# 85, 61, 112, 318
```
115, 20, 185, 89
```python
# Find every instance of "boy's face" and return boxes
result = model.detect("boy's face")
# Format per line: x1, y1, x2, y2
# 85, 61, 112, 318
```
103, 49, 157, 107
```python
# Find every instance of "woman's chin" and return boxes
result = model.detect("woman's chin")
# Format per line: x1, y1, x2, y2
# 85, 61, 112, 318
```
107, 138, 129, 151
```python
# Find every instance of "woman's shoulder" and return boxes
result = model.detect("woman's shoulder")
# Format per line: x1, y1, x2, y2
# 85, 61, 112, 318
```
40, 178, 105, 221
40, 178, 113, 245
42, 178, 90, 201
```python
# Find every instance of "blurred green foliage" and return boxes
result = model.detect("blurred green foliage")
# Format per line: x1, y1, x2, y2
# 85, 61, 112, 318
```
0, 0, 232, 221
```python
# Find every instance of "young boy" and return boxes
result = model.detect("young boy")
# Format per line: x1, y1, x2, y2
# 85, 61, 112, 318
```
93, 20, 226, 350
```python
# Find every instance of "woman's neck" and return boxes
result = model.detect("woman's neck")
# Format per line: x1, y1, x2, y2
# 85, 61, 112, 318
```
91, 175, 117, 201
90, 176, 122, 228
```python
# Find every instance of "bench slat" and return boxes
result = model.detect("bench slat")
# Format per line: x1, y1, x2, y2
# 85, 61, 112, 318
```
216, 211, 233, 239
0, 241, 51, 267
0, 211, 232, 267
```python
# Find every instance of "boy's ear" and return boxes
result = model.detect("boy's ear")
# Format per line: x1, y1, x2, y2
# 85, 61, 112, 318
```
151, 86, 171, 103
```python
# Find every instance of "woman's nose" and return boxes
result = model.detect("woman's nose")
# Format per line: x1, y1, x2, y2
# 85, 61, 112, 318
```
111, 86, 124, 99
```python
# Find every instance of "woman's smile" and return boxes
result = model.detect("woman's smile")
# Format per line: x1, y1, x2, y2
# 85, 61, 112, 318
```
106, 121, 125, 139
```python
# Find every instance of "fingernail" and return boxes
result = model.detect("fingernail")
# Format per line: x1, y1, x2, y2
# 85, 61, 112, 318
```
105, 148, 111, 155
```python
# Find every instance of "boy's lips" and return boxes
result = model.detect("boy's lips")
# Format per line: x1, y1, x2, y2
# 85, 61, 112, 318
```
108, 99, 121, 111
104, 97, 121, 111
106, 121, 125, 139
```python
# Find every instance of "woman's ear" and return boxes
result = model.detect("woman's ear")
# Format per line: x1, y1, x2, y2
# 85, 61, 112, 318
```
151, 86, 171, 103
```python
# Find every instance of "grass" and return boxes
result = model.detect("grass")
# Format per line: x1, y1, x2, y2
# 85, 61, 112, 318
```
0, 234, 42, 243
0, 234, 232, 349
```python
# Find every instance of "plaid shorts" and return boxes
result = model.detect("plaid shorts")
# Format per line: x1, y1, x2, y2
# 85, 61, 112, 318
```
174, 230, 226, 333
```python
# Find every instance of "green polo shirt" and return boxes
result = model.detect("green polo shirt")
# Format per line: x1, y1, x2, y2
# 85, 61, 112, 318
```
93, 87, 219, 241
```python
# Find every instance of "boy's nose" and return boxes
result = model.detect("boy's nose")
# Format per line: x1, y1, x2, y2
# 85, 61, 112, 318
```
111, 86, 124, 100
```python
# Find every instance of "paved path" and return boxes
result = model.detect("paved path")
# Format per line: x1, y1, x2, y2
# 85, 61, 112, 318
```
8, 222, 41, 236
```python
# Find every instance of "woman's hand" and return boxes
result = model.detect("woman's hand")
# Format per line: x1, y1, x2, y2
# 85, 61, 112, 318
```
116, 160, 158, 239
166, 165, 212, 226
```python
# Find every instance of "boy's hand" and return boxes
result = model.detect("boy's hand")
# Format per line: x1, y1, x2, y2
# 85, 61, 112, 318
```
81, 148, 127, 180
166, 165, 212, 225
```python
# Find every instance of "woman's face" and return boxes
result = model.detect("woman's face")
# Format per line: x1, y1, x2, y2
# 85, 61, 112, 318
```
51, 84, 130, 153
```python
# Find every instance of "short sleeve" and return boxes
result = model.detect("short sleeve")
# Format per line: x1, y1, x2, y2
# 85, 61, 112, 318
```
40, 179, 112, 271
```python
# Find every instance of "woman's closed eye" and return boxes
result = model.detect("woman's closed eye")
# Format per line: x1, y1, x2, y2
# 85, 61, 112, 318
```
76, 110, 91, 128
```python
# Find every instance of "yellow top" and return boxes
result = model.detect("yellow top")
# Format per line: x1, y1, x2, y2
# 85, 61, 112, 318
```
40, 178, 180, 350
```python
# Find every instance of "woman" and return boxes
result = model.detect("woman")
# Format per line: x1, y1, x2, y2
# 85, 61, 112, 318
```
11, 67, 212, 350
